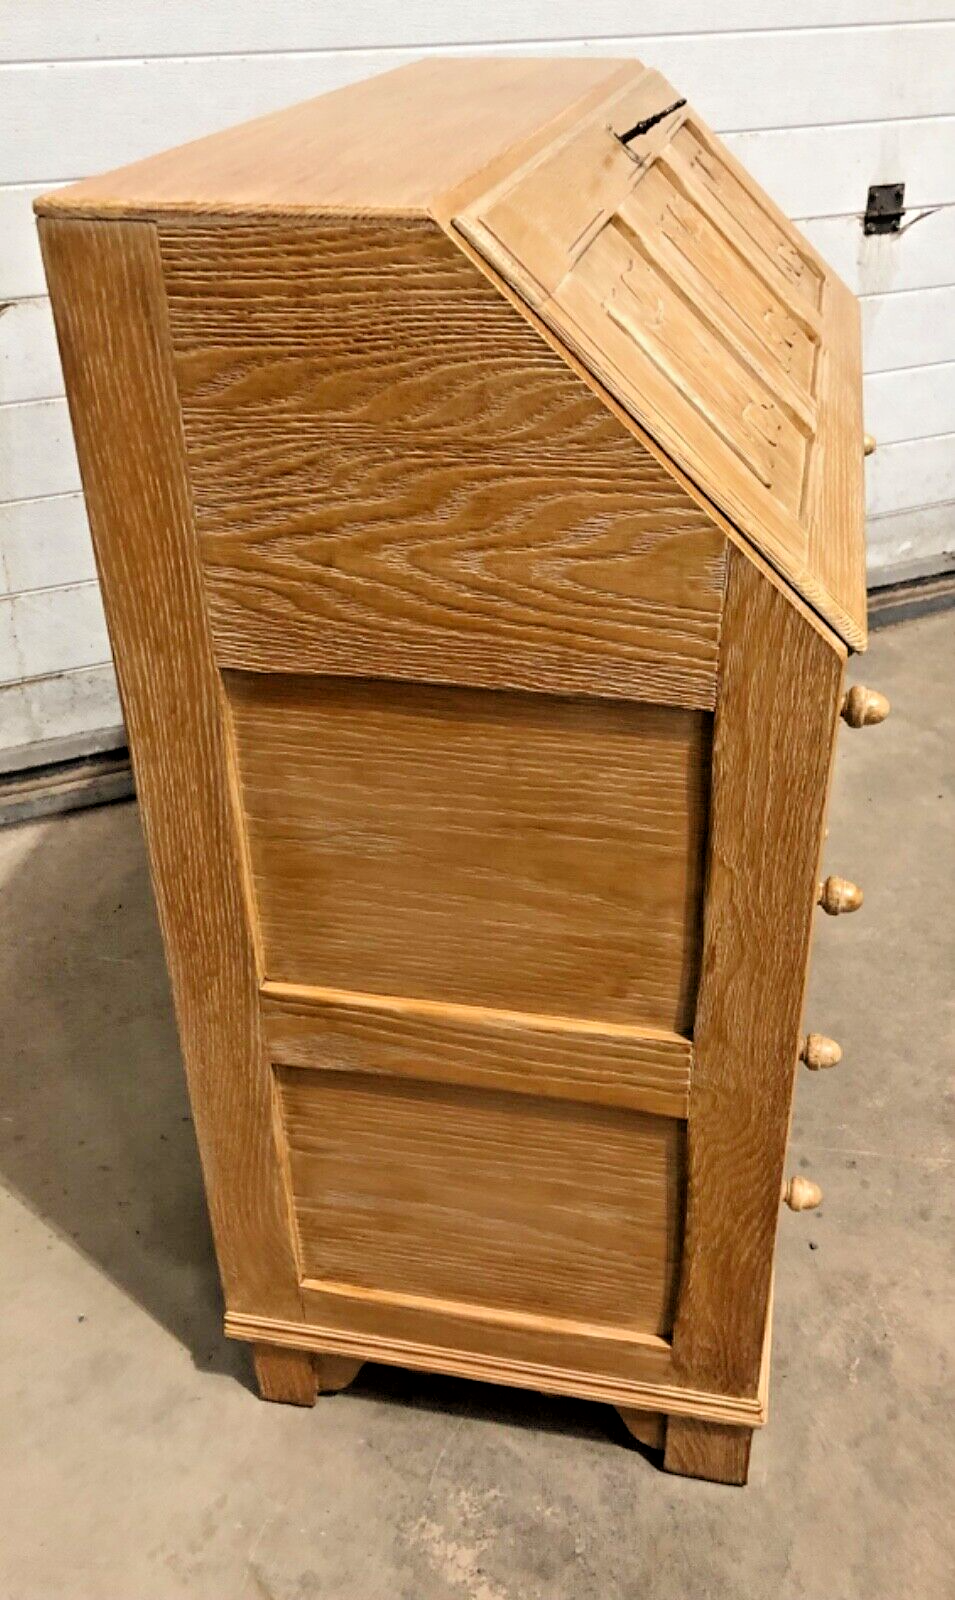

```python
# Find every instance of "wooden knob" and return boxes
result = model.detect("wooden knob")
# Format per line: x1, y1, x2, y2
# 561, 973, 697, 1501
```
863, 433, 876, 456
818, 875, 863, 915
800, 1033, 842, 1071
841, 685, 890, 728
782, 1175, 823, 1211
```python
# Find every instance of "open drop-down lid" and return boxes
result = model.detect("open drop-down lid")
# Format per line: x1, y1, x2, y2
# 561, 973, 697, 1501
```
451, 67, 867, 649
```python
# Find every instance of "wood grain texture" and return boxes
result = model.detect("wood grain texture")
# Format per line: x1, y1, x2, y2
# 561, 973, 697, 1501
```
296, 1281, 673, 1392
669, 544, 845, 1397
461, 70, 688, 304
36, 57, 634, 219
38, 217, 303, 1321
805, 269, 867, 649
262, 981, 691, 1119
663, 1417, 753, 1486
445, 211, 855, 665
228, 672, 710, 1031
277, 1067, 686, 1340
228, 1307, 765, 1428
253, 1343, 316, 1406
617, 162, 817, 411
159, 216, 727, 710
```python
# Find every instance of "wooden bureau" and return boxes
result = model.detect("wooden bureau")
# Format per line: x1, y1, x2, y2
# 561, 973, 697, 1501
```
37, 58, 889, 1485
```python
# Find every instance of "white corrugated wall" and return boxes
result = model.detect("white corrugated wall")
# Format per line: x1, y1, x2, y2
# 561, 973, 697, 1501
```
2, 3, 953, 767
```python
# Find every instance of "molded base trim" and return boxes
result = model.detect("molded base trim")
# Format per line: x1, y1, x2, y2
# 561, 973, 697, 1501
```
225, 1310, 766, 1428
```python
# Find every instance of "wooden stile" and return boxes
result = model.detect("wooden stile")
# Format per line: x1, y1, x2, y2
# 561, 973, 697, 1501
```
37, 57, 878, 1486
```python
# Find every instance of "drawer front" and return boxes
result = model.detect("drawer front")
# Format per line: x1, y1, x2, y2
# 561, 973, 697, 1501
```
227, 671, 709, 1033
159, 217, 727, 713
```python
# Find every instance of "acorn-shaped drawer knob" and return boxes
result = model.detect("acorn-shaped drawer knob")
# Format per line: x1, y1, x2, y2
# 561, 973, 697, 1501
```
841, 685, 890, 728
782, 1176, 823, 1211
863, 433, 877, 456
800, 1033, 842, 1071
818, 875, 863, 915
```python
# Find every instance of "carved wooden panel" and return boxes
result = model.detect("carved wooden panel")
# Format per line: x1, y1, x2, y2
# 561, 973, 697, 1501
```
455, 83, 865, 648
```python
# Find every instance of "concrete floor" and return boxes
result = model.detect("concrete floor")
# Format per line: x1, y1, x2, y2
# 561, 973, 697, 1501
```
1, 610, 952, 1600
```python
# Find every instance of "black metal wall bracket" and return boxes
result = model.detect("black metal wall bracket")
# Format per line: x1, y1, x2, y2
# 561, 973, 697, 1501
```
864, 183, 905, 236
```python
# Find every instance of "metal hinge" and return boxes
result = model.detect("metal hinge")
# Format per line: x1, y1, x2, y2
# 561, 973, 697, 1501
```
864, 183, 905, 236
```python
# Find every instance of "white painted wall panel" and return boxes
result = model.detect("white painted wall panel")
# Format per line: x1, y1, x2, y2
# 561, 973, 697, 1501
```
864, 365, 955, 446
867, 502, 955, 583
802, 208, 955, 296
862, 287, 955, 373
0, 399, 79, 501
0, 297, 62, 403
0, 598, 20, 682
7, 3, 955, 61
865, 435, 955, 518
0, 494, 93, 595
0, 663, 121, 762
3, 27, 955, 182
725, 118, 955, 217
0, 582, 109, 683
0, 183, 68, 300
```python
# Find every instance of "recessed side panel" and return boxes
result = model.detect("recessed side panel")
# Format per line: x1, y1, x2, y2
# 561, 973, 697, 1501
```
226, 672, 710, 1033
159, 216, 727, 712
276, 1066, 686, 1341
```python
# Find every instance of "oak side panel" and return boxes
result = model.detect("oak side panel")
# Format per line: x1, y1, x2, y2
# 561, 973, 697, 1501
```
670, 545, 845, 1396
276, 1066, 685, 1340
262, 982, 691, 1119
159, 217, 727, 711
228, 673, 710, 1032
38, 217, 302, 1320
